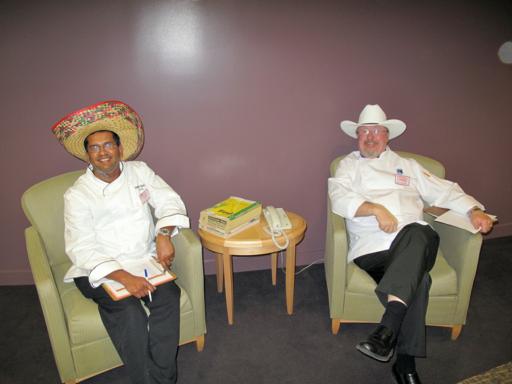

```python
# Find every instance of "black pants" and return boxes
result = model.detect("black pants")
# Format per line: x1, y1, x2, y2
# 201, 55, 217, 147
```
354, 223, 439, 357
75, 277, 181, 384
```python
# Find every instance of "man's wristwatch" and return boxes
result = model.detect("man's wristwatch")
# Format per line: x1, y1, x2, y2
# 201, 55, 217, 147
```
157, 228, 172, 238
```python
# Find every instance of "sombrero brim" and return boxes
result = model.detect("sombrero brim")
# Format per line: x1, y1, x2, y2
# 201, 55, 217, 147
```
51, 100, 144, 162
340, 119, 406, 139
62, 116, 144, 161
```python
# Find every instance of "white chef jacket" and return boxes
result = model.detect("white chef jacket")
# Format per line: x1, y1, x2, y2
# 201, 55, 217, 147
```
328, 148, 484, 262
63, 161, 190, 287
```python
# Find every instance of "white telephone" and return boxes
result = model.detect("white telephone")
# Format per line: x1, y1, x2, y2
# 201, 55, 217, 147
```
264, 206, 292, 231
263, 206, 292, 249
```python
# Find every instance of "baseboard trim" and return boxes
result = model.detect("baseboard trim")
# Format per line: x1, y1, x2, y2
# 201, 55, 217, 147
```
0, 270, 34, 286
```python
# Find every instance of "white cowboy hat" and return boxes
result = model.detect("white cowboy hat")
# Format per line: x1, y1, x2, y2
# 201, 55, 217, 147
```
340, 104, 406, 139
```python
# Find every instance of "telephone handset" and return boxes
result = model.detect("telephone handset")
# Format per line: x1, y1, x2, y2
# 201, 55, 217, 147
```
264, 206, 292, 232
263, 207, 292, 249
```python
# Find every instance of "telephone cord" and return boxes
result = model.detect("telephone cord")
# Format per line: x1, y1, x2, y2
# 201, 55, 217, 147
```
263, 226, 290, 250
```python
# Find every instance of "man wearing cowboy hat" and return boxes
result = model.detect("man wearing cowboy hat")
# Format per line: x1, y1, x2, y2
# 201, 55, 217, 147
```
53, 100, 190, 384
328, 104, 493, 384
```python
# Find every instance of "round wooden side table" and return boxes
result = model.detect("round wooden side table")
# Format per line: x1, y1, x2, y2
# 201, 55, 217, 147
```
198, 211, 307, 325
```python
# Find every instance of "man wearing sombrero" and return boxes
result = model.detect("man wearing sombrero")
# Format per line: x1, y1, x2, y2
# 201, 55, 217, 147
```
53, 100, 190, 384
328, 104, 493, 384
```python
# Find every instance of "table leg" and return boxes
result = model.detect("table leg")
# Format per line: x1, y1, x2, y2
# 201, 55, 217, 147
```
271, 252, 278, 286
285, 244, 296, 315
215, 252, 224, 293
222, 251, 234, 325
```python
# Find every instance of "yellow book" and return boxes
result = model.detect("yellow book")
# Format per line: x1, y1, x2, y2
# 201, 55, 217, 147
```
207, 196, 260, 219
199, 196, 262, 231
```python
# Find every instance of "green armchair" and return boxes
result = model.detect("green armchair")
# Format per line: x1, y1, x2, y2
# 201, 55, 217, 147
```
22, 170, 206, 384
325, 151, 483, 340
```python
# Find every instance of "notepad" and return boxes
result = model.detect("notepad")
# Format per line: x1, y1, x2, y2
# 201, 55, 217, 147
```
434, 210, 497, 234
102, 257, 176, 301
424, 207, 497, 234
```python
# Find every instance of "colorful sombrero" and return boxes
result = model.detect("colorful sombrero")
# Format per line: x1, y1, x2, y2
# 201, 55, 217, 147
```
52, 100, 144, 162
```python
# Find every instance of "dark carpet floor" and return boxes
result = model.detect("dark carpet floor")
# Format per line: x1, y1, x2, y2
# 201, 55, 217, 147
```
1, 236, 511, 384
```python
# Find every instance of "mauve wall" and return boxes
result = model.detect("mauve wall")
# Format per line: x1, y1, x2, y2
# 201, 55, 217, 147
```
1, 0, 511, 285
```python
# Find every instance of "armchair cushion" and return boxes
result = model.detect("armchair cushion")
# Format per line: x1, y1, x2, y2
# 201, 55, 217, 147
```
428, 250, 458, 296
52, 261, 195, 346
346, 249, 457, 297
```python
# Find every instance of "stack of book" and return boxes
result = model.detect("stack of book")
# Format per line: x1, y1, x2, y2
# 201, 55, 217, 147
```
199, 196, 262, 237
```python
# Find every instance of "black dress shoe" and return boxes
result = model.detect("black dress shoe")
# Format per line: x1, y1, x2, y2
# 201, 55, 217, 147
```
392, 363, 422, 384
356, 325, 396, 362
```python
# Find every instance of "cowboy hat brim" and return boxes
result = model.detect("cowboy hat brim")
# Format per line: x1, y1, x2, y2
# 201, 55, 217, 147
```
340, 119, 406, 139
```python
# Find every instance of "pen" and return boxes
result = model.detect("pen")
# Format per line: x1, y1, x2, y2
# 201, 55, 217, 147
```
144, 268, 152, 302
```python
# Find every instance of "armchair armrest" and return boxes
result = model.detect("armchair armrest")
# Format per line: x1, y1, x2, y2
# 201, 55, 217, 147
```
432, 221, 483, 322
25, 226, 75, 382
324, 201, 349, 318
172, 228, 206, 335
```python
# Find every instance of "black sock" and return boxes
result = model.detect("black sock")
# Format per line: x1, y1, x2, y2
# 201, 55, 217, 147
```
380, 300, 407, 336
395, 353, 416, 373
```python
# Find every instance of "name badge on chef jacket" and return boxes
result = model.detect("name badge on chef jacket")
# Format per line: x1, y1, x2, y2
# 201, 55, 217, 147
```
395, 168, 410, 186
135, 184, 150, 204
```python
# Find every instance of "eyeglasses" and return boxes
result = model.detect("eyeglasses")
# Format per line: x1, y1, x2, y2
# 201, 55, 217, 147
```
357, 127, 389, 136
87, 142, 117, 153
